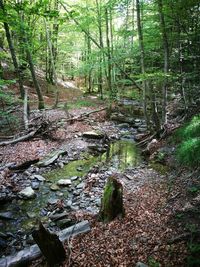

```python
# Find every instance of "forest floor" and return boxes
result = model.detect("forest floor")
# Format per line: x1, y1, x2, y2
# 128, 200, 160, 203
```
1, 81, 200, 267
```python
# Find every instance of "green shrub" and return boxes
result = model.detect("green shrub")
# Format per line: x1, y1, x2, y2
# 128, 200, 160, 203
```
175, 116, 200, 167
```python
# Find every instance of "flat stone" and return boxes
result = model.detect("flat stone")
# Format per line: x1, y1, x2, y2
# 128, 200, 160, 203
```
48, 198, 59, 205
18, 187, 36, 200
50, 184, 60, 191
76, 182, 85, 189
33, 175, 46, 182
82, 131, 105, 139
0, 212, 14, 220
57, 179, 72, 186
136, 262, 149, 267
49, 212, 68, 221
27, 212, 37, 219
71, 176, 79, 181
138, 127, 147, 133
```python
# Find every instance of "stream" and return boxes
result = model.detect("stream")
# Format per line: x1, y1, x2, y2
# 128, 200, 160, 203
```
0, 139, 141, 256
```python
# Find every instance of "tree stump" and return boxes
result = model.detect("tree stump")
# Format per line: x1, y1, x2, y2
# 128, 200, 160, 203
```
99, 175, 125, 222
32, 221, 66, 266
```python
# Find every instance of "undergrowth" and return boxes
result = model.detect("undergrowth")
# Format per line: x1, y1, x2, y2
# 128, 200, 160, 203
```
175, 115, 200, 167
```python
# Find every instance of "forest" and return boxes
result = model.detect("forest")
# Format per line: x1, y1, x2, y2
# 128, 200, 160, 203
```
0, 0, 200, 266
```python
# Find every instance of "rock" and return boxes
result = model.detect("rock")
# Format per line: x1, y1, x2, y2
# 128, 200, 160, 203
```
138, 127, 147, 133
82, 131, 105, 139
31, 182, 40, 190
0, 237, 7, 249
71, 176, 79, 181
56, 218, 74, 228
18, 187, 36, 200
77, 166, 83, 172
57, 179, 72, 186
27, 212, 37, 219
48, 198, 59, 205
66, 200, 72, 208
76, 182, 85, 189
117, 123, 130, 129
136, 262, 149, 267
0, 212, 14, 220
33, 175, 46, 182
58, 162, 64, 168
37, 150, 68, 167
50, 184, 59, 191
49, 212, 68, 221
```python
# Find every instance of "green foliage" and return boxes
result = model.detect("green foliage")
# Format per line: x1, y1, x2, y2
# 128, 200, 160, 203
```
175, 116, 200, 167
187, 243, 200, 267
0, 79, 19, 133
148, 257, 161, 267
65, 98, 98, 110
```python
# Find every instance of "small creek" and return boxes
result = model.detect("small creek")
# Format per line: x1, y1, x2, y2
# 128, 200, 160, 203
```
0, 140, 141, 237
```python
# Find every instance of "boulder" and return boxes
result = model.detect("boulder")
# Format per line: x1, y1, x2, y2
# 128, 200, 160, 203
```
18, 187, 36, 200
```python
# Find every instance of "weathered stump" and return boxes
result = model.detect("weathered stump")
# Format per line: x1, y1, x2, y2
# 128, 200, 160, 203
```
99, 175, 125, 222
32, 221, 66, 266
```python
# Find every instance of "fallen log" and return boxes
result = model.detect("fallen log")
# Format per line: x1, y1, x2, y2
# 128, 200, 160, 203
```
0, 220, 90, 267
66, 107, 107, 122
0, 130, 37, 146
37, 149, 68, 167
8, 158, 39, 171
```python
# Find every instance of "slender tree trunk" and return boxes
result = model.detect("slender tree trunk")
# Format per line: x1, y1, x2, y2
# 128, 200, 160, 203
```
44, 18, 59, 107
105, 7, 112, 97
157, 0, 169, 125
136, 0, 149, 127
0, 0, 24, 99
95, 0, 103, 99
26, 46, 44, 109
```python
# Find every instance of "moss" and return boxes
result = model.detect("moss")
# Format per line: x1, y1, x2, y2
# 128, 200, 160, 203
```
99, 176, 124, 223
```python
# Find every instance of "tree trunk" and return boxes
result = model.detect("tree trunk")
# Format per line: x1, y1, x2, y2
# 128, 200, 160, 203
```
136, 0, 149, 127
99, 176, 124, 223
44, 18, 59, 107
157, 0, 169, 125
0, 0, 24, 99
26, 46, 45, 110
32, 221, 66, 267
105, 7, 112, 98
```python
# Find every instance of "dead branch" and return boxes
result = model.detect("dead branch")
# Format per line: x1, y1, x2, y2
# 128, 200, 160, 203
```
0, 130, 37, 146
65, 107, 107, 122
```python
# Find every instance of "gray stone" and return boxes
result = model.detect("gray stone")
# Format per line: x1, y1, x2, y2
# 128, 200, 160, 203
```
71, 176, 79, 181
27, 212, 36, 219
18, 187, 36, 199
118, 123, 130, 129
33, 175, 46, 182
50, 184, 59, 191
57, 179, 72, 186
136, 262, 149, 267
0, 212, 14, 220
31, 182, 40, 190
138, 127, 147, 133
76, 182, 85, 189
82, 131, 105, 139
48, 198, 59, 205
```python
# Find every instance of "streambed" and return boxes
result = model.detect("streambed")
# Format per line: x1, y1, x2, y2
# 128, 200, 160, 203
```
0, 139, 141, 257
